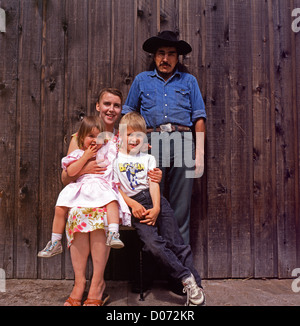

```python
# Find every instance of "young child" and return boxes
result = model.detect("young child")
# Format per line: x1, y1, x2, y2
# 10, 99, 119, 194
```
38, 116, 131, 257
114, 112, 205, 306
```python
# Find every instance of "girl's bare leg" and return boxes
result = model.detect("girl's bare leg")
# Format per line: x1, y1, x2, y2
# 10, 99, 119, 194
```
106, 201, 119, 225
105, 201, 124, 248
52, 206, 68, 234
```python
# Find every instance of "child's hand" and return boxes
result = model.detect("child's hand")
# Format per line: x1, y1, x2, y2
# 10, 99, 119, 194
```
131, 201, 146, 219
83, 144, 98, 160
140, 207, 160, 226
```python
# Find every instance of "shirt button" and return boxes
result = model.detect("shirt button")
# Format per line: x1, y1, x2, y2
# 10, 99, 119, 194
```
165, 115, 168, 118
165, 104, 168, 106
165, 94, 167, 96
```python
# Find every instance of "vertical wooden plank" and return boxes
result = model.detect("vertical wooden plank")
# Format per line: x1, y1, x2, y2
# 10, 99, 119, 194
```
271, 0, 298, 278
63, 0, 89, 280
0, 0, 19, 278
160, 0, 179, 32
179, 0, 208, 279
250, 0, 277, 278
15, 0, 43, 278
64, 0, 88, 132
134, 0, 160, 76
111, 0, 135, 98
205, 0, 232, 278
38, 0, 65, 280
228, 0, 253, 278
293, 0, 300, 269
87, 0, 112, 113
179, 0, 205, 83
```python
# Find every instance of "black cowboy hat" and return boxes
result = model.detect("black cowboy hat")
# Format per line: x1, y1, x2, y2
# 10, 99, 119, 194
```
142, 31, 192, 55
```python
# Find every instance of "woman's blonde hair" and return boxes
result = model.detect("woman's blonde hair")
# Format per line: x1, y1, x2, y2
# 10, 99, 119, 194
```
77, 116, 104, 149
119, 112, 147, 134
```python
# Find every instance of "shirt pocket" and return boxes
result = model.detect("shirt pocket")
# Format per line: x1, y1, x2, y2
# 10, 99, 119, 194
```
141, 89, 157, 109
175, 88, 191, 109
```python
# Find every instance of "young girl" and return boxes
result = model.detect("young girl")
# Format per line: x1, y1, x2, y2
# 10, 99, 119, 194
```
38, 116, 131, 257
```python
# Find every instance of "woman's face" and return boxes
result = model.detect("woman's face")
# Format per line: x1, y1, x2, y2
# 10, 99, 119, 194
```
96, 92, 122, 131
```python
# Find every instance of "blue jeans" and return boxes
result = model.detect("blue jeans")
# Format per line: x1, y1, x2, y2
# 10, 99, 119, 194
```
131, 189, 201, 286
148, 131, 195, 244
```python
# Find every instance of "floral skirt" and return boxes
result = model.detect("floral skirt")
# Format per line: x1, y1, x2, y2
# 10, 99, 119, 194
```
66, 207, 108, 247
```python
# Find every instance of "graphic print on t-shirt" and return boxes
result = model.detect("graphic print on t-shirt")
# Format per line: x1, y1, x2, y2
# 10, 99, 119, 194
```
118, 162, 145, 190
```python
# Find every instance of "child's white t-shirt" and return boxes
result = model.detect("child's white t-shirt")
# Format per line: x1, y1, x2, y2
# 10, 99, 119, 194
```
114, 151, 157, 197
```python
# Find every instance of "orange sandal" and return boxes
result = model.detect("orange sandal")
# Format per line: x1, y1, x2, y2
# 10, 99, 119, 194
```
83, 293, 109, 306
64, 297, 81, 306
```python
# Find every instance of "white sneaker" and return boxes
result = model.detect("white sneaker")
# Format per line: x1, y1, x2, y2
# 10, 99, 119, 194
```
106, 232, 124, 249
37, 240, 63, 258
182, 274, 205, 306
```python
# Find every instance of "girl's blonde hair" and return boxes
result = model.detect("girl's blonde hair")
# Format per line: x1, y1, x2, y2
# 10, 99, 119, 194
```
77, 116, 104, 149
119, 112, 147, 134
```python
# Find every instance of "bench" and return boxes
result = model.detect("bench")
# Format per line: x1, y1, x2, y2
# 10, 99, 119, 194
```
119, 226, 144, 301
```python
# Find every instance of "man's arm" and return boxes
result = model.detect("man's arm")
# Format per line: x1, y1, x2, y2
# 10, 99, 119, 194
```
194, 118, 205, 178
122, 76, 140, 114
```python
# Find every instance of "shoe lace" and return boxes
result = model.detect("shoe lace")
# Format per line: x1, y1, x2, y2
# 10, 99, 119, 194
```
183, 281, 201, 306
183, 283, 192, 306
112, 232, 120, 240
46, 241, 57, 252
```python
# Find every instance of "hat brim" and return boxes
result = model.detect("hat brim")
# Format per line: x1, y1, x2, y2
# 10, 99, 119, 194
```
143, 37, 192, 55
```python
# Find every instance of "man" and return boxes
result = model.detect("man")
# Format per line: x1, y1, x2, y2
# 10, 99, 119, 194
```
123, 31, 206, 244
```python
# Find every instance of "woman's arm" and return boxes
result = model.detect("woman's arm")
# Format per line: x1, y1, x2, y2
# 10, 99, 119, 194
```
61, 136, 79, 185
61, 135, 107, 186
67, 145, 98, 177
148, 167, 162, 183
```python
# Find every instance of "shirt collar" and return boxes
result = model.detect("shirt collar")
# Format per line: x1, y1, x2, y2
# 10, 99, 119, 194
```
148, 69, 181, 81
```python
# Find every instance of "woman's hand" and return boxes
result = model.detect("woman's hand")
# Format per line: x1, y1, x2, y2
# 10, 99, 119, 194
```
80, 158, 107, 175
148, 168, 162, 183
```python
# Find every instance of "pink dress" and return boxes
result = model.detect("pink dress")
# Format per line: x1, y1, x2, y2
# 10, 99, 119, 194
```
56, 139, 131, 228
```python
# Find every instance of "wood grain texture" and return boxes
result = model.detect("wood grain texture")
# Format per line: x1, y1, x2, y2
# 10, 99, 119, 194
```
0, 0, 299, 279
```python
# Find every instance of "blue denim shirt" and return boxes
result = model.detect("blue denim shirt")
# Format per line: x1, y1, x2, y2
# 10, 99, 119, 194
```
122, 69, 206, 128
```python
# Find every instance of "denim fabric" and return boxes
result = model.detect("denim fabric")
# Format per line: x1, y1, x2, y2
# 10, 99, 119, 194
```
148, 131, 195, 244
130, 189, 201, 286
123, 69, 206, 128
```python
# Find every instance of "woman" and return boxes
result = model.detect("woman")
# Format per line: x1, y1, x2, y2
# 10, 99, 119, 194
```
62, 88, 161, 306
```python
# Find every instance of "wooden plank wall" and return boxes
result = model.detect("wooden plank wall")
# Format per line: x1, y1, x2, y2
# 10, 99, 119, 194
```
0, 0, 299, 280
